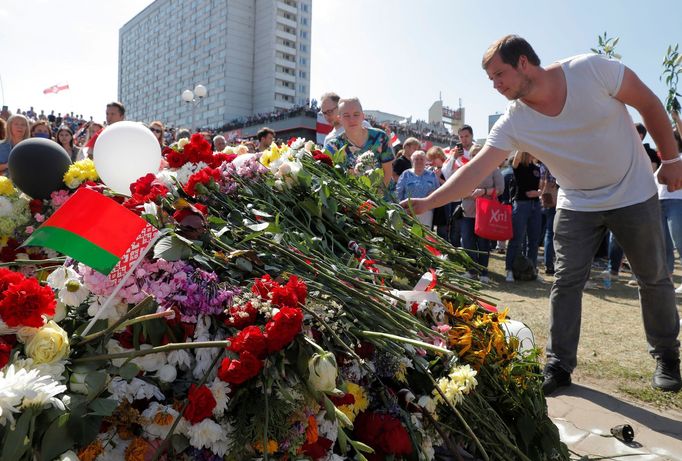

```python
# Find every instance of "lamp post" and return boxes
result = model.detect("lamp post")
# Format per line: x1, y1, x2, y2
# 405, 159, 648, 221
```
181, 84, 207, 132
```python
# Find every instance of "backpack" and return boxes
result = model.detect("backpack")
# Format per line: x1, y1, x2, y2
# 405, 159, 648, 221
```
513, 254, 537, 281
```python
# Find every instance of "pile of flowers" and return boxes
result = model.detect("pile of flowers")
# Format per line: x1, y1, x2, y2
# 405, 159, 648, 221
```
0, 135, 569, 461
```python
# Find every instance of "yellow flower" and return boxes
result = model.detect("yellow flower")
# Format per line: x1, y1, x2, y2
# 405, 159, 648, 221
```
260, 144, 281, 168
0, 177, 16, 196
338, 382, 369, 423
25, 320, 70, 364
63, 159, 99, 189
448, 325, 473, 356
253, 439, 278, 454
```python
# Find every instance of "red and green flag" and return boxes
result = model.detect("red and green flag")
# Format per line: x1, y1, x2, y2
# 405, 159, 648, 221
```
24, 188, 160, 284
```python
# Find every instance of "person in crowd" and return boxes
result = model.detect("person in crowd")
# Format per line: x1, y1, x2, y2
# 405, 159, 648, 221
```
176, 128, 191, 142
0, 118, 5, 141
396, 150, 439, 227
459, 145, 505, 283
504, 151, 542, 282
427, 146, 460, 244
324, 97, 394, 188
401, 35, 681, 394
213, 135, 227, 152
495, 157, 515, 253
453, 125, 480, 162
148, 121, 166, 148
0, 114, 30, 174
657, 114, 682, 294
256, 127, 276, 152
319, 91, 372, 146
56, 125, 82, 162
392, 137, 420, 183
87, 102, 126, 156
637, 123, 662, 171
538, 162, 558, 274
30, 120, 53, 140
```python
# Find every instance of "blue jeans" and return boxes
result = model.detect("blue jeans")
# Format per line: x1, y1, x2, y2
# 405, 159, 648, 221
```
660, 199, 682, 274
543, 207, 556, 271
436, 202, 462, 247
460, 217, 491, 275
505, 199, 542, 271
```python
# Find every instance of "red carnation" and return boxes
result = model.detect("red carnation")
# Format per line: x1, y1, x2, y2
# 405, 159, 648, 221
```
0, 277, 56, 328
184, 167, 221, 196
301, 436, 333, 460
264, 306, 303, 353
313, 152, 333, 167
29, 199, 44, 215
285, 275, 307, 305
0, 268, 25, 297
0, 239, 20, 263
225, 301, 258, 329
184, 134, 213, 164
354, 412, 413, 457
165, 148, 187, 169
209, 153, 237, 168
251, 274, 279, 299
184, 384, 217, 424
217, 350, 263, 385
0, 338, 12, 369
229, 325, 267, 359
329, 392, 355, 407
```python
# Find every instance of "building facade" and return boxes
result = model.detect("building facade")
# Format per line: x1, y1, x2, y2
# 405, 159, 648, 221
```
118, 0, 312, 129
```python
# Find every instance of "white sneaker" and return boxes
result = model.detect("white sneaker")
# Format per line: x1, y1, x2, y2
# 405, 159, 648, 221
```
479, 275, 490, 284
675, 285, 682, 295
505, 271, 514, 283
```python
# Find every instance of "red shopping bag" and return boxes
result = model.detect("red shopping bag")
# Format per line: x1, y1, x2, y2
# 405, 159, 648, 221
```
474, 195, 513, 241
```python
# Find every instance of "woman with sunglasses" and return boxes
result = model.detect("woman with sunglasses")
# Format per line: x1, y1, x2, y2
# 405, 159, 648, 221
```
149, 121, 166, 147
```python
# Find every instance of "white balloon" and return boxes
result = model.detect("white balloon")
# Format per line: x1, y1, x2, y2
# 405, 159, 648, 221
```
502, 319, 535, 354
93, 121, 161, 196
231, 153, 255, 169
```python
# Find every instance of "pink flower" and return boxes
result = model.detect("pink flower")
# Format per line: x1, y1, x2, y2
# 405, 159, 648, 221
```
50, 190, 70, 208
25, 226, 34, 234
34, 213, 45, 223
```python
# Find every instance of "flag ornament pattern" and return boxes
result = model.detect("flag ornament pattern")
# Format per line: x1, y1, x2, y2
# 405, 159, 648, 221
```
23, 188, 159, 279
43, 83, 70, 95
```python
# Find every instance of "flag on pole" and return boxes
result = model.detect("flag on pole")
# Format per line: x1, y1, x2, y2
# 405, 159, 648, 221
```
23, 188, 160, 284
390, 132, 401, 148
43, 83, 70, 95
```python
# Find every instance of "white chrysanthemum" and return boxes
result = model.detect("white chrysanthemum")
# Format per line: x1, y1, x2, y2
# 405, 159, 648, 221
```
167, 349, 192, 370
108, 377, 164, 403
142, 201, 159, 216
186, 418, 223, 451
105, 339, 130, 367
448, 364, 478, 394
208, 379, 230, 417
0, 197, 13, 217
155, 169, 178, 190
46, 266, 80, 290
155, 364, 177, 383
88, 297, 127, 323
177, 161, 208, 184
0, 365, 67, 426
10, 356, 66, 382
290, 137, 305, 150
131, 345, 166, 372
193, 347, 219, 380
142, 402, 180, 440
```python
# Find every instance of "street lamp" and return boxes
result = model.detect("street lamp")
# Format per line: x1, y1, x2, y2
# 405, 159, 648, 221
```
181, 84, 207, 132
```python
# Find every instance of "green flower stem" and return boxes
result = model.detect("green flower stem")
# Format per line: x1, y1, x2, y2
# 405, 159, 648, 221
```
358, 331, 452, 356
414, 360, 490, 461
72, 341, 230, 364
116, 310, 176, 330
74, 296, 155, 347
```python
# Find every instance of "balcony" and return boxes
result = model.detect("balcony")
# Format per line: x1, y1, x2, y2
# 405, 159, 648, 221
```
275, 42, 297, 55
275, 85, 296, 97
275, 29, 297, 42
276, 14, 297, 29
277, 1, 298, 15
275, 70, 296, 83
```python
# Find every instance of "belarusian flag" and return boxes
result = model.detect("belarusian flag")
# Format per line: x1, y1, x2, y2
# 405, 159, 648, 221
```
24, 188, 160, 284
390, 132, 401, 148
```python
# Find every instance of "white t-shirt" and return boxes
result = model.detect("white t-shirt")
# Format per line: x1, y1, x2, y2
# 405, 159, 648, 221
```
657, 154, 682, 200
487, 54, 657, 212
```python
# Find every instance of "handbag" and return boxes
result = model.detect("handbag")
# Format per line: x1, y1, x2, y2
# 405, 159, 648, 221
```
474, 193, 513, 241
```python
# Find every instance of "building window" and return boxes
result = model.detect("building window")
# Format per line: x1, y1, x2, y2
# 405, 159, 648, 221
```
300, 30, 308, 39
298, 70, 306, 78
301, 17, 308, 25
299, 56, 307, 65
301, 3, 309, 12
299, 43, 307, 52
299, 84, 306, 93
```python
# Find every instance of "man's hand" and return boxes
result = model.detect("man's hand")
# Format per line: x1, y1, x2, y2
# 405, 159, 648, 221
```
657, 161, 682, 191
400, 197, 431, 215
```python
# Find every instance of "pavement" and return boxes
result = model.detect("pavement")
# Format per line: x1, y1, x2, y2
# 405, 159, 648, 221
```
547, 384, 682, 460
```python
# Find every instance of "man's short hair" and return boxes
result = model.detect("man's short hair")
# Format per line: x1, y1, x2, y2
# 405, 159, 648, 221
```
320, 92, 340, 105
213, 135, 226, 142
338, 97, 362, 111
256, 127, 275, 141
482, 35, 541, 69
106, 101, 125, 116
635, 123, 647, 138
403, 137, 420, 148
458, 125, 473, 136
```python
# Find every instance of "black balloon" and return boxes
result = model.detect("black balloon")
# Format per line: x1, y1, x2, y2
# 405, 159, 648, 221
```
8, 138, 72, 199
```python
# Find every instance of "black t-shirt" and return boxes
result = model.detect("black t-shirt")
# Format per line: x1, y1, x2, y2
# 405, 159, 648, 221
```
393, 155, 411, 177
643, 143, 661, 169
512, 162, 541, 201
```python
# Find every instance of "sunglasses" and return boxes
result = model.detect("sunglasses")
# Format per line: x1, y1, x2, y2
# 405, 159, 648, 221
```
150, 127, 162, 134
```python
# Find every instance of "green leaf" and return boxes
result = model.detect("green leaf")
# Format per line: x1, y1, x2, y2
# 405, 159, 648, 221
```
387, 210, 403, 231
1, 407, 34, 461
118, 362, 140, 380
410, 223, 424, 238
39, 413, 73, 461
85, 370, 108, 400
88, 398, 118, 417
153, 236, 193, 261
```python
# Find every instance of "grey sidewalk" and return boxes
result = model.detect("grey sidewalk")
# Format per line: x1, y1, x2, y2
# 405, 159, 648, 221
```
547, 384, 682, 460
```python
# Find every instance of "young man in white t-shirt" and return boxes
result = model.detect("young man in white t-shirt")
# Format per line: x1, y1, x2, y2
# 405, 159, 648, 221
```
403, 35, 682, 395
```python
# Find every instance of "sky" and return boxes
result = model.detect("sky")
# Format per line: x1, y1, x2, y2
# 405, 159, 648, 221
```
2, 0, 682, 142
